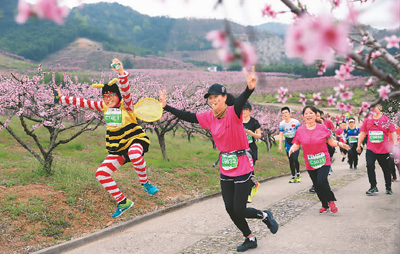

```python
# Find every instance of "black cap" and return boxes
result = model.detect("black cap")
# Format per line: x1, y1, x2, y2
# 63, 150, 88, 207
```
204, 83, 227, 98
243, 101, 252, 110
102, 82, 122, 102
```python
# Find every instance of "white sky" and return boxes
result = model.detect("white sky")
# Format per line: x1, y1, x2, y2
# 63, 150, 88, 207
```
26, 0, 398, 29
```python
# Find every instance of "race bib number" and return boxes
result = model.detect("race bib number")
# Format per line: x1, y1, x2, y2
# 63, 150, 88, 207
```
348, 136, 358, 143
246, 133, 253, 143
307, 152, 326, 169
104, 108, 122, 127
369, 131, 384, 143
284, 132, 295, 138
221, 154, 238, 171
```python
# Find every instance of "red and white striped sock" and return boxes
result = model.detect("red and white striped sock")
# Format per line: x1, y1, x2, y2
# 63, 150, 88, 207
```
128, 143, 148, 184
95, 154, 126, 203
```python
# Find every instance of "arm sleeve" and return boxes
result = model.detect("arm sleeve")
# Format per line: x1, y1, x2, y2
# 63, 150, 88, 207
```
118, 71, 134, 111
234, 87, 254, 118
60, 96, 103, 112
164, 105, 199, 123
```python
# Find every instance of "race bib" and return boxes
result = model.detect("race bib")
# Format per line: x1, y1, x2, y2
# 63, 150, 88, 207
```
246, 133, 253, 143
221, 154, 238, 171
104, 108, 122, 127
307, 152, 326, 169
369, 131, 384, 143
348, 136, 358, 143
284, 132, 295, 138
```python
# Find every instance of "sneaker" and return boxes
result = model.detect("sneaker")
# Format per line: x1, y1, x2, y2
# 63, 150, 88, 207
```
392, 178, 397, 182
328, 201, 338, 213
366, 187, 379, 195
328, 168, 333, 175
112, 199, 134, 218
247, 195, 252, 203
386, 188, 393, 195
296, 174, 302, 183
289, 177, 297, 183
319, 207, 328, 213
237, 237, 257, 252
251, 182, 260, 197
349, 165, 353, 169
143, 182, 159, 196
341, 157, 346, 162
262, 210, 279, 234
309, 186, 315, 193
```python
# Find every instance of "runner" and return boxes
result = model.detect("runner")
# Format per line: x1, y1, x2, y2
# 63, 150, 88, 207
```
289, 106, 350, 213
356, 104, 398, 195
54, 58, 159, 218
278, 106, 301, 183
242, 102, 262, 203
335, 121, 348, 163
344, 117, 360, 169
159, 67, 279, 252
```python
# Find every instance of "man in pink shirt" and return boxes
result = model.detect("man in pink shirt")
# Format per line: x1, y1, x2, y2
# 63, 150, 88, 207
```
357, 104, 398, 195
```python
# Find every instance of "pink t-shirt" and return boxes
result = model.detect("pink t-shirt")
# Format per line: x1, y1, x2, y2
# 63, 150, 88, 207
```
335, 116, 340, 124
335, 128, 345, 142
197, 106, 253, 177
324, 118, 335, 131
360, 114, 395, 154
293, 123, 332, 170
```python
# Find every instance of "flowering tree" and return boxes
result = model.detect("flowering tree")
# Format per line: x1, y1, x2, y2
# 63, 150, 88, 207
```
0, 69, 103, 173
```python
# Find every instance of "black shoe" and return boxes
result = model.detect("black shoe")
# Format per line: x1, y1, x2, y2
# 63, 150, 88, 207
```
366, 187, 379, 195
262, 210, 279, 234
309, 186, 315, 193
354, 165, 357, 169
350, 164, 353, 169
386, 187, 393, 195
237, 237, 257, 252
341, 157, 345, 162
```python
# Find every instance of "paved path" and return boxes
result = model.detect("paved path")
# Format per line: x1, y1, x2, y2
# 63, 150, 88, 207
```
36, 157, 400, 254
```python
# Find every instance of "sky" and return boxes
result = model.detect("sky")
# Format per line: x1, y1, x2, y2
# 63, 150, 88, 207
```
26, 0, 398, 29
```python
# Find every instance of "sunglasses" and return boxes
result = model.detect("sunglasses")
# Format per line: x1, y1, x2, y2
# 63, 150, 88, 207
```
100, 92, 117, 99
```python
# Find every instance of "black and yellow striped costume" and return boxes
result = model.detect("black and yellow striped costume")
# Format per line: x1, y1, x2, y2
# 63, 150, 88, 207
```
103, 100, 150, 155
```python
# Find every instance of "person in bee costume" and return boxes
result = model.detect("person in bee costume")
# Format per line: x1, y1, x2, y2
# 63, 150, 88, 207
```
54, 58, 159, 218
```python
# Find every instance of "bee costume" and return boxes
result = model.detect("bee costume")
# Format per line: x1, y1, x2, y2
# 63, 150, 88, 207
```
57, 69, 159, 218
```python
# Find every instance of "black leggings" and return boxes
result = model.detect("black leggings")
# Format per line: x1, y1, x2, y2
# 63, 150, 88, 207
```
286, 150, 300, 176
307, 166, 336, 208
366, 149, 392, 189
221, 178, 264, 237
348, 143, 358, 167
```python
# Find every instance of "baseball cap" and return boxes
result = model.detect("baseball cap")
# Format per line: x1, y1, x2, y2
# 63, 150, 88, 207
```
204, 83, 227, 98
349, 118, 355, 122
243, 101, 252, 110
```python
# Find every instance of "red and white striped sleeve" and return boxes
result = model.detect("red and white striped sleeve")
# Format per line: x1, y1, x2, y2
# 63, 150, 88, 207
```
118, 71, 134, 111
60, 96, 103, 112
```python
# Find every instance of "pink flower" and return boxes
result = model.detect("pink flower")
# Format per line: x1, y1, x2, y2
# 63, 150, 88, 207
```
34, 0, 69, 25
344, 103, 354, 113
336, 102, 345, 111
335, 64, 353, 81
262, 4, 276, 18
347, 6, 359, 24
356, 46, 364, 54
312, 93, 321, 105
278, 87, 288, 96
206, 30, 228, 49
377, 84, 391, 101
317, 61, 327, 75
334, 83, 346, 96
364, 77, 373, 88
15, 0, 33, 24
340, 90, 354, 101
371, 51, 382, 59
332, 0, 341, 8
327, 95, 336, 106
217, 48, 234, 64
240, 42, 258, 70
385, 35, 400, 49
277, 95, 288, 103
299, 93, 307, 106
361, 101, 370, 110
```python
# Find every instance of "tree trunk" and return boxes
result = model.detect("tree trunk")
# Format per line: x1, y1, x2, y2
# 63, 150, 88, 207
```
155, 129, 169, 160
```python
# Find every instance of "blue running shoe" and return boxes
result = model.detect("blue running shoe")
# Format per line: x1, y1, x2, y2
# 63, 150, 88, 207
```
112, 199, 133, 218
143, 182, 159, 196
262, 209, 279, 234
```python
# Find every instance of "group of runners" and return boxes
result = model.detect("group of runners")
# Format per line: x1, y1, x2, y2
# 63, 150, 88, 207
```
54, 59, 399, 252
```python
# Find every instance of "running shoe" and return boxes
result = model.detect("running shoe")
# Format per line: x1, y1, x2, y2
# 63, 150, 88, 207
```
328, 201, 338, 213
262, 210, 279, 234
237, 237, 257, 252
251, 182, 260, 197
328, 168, 333, 175
296, 174, 302, 183
289, 177, 297, 183
386, 187, 393, 195
309, 186, 315, 193
319, 207, 328, 213
112, 199, 134, 218
247, 195, 252, 203
341, 157, 346, 162
143, 182, 159, 196
366, 187, 379, 195
392, 178, 397, 182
